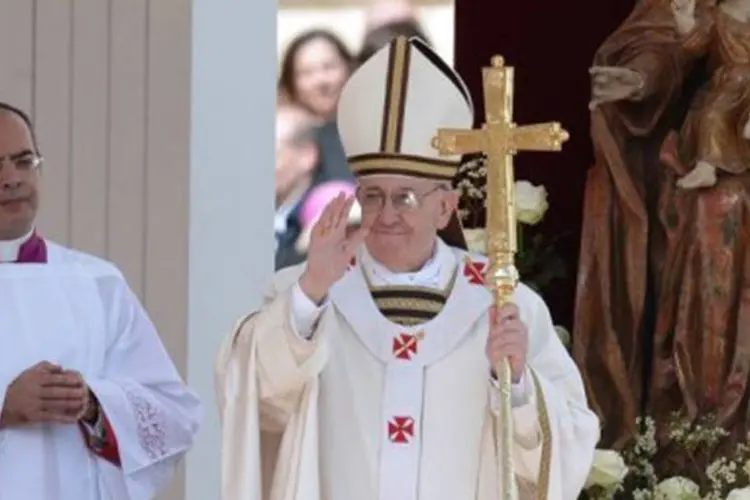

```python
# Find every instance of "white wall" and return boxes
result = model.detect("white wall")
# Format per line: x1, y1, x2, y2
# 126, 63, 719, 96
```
186, 1, 276, 500
278, 4, 454, 64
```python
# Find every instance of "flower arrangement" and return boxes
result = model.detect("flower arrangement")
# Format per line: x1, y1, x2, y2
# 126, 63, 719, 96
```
456, 154, 566, 296
581, 413, 750, 499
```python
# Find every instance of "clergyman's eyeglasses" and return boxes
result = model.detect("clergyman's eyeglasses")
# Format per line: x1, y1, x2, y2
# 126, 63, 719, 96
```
0, 152, 43, 174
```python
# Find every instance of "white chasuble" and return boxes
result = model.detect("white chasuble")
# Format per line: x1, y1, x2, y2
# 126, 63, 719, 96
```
216, 242, 600, 500
328, 259, 491, 500
0, 243, 202, 500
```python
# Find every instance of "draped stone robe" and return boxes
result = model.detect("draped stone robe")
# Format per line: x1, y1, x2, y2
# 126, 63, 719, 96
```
216, 239, 599, 500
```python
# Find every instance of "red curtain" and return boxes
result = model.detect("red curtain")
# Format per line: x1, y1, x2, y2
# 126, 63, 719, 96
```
454, 0, 635, 327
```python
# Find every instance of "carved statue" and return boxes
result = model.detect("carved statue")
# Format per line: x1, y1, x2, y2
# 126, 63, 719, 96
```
573, 0, 712, 449
650, 0, 750, 464
574, 0, 750, 473
670, 0, 750, 189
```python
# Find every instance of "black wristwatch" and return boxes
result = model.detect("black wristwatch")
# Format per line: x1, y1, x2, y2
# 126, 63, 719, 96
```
81, 389, 101, 425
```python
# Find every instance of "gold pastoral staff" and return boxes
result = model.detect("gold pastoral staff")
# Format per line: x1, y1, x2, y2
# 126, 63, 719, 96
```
432, 55, 569, 500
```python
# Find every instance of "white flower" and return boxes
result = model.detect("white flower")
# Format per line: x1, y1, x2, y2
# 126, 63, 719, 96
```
632, 489, 652, 500
727, 487, 750, 500
585, 449, 629, 489
633, 416, 658, 457
555, 325, 571, 348
707, 457, 738, 493
743, 459, 750, 480
653, 476, 700, 499
463, 228, 487, 255
515, 180, 549, 225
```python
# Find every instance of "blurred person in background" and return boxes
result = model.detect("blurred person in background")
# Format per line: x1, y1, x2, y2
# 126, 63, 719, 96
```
294, 180, 361, 255
357, 0, 431, 66
275, 103, 319, 270
278, 29, 352, 122
278, 29, 355, 186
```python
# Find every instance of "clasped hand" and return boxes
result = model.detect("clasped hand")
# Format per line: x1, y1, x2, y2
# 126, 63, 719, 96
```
485, 303, 528, 383
0, 361, 93, 429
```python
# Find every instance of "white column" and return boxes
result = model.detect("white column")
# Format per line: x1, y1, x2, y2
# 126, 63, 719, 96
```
186, 0, 277, 499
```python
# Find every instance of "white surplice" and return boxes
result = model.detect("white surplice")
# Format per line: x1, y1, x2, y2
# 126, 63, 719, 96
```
0, 242, 202, 500
215, 239, 599, 500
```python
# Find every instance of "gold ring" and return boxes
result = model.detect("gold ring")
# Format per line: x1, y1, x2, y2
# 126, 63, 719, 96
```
319, 224, 331, 236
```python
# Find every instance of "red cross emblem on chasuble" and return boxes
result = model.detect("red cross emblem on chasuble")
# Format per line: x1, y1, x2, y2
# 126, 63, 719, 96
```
388, 416, 415, 444
392, 332, 424, 360
463, 256, 487, 286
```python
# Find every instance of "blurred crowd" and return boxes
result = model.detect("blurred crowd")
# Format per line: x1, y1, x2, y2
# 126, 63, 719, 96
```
274, 0, 432, 270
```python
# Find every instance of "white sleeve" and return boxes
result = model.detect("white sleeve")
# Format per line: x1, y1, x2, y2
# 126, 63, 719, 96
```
489, 367, 540, 447
508, 284, 600, 494
490, 369, 532, 407
86, 272, 202, 499
289, 281, 328, 339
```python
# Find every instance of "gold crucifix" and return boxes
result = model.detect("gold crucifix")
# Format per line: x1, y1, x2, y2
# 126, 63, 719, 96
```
431, 55, 568, 500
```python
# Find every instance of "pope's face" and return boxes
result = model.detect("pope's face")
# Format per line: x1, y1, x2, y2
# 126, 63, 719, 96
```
0, 110, 40, 240
356, 175, 458, 270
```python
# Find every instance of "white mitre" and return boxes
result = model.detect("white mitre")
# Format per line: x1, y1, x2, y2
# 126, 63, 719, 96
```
336, 36, 475, 247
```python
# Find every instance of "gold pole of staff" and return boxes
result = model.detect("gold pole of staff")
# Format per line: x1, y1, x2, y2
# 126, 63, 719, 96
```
432, 56, 569, 500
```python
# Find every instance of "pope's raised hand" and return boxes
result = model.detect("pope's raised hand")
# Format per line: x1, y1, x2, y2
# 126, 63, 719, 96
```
299, 193, 369, 303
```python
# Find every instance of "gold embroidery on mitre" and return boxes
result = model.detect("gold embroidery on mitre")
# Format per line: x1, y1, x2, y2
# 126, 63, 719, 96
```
380, 37, 411, 154
349, 153, 459, 181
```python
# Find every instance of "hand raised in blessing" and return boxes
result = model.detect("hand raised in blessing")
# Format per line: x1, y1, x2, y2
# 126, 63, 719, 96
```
299, 193, 370, 304
0, 361, 87, 429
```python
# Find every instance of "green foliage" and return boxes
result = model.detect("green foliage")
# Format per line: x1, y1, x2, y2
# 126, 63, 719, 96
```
517, 227, 567, 295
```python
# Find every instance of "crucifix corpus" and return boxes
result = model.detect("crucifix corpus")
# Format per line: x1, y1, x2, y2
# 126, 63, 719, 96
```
431, 55, 569, 499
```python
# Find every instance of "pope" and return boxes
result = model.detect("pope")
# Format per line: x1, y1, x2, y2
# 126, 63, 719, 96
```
216, 36, 599, 500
